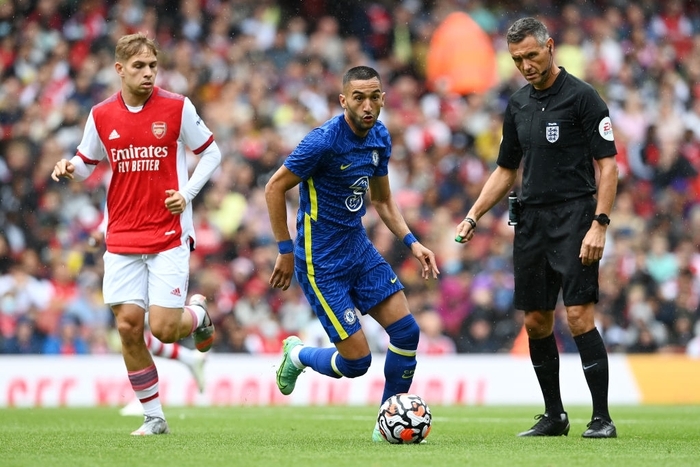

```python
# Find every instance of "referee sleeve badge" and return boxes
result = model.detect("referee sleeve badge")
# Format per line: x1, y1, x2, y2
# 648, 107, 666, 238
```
598, 116, 614, 141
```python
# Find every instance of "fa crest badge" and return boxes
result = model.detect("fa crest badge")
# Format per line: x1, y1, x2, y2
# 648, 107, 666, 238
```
152, 122, 167, 139
546, 122, 559, 143
372, 150, 379, 166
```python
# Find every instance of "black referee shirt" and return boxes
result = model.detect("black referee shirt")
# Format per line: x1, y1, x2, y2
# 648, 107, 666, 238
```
497, 67, 617, 206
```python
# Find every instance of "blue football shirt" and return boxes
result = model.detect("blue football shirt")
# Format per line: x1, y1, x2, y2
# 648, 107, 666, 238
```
284, 114, 391, 269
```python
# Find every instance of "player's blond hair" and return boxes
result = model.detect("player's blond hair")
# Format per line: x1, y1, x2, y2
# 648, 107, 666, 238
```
115, 33, 158, 62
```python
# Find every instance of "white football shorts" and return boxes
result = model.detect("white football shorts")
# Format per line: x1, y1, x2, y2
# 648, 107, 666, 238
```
103, 243, 190, 309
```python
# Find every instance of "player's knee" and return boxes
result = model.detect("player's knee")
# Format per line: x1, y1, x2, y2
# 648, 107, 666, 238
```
115, 317, 145, 346
148, 318, 179, 343
524, 311, 554, 338
150, 325, 178, 343
387, 314, 420, 349
337, 354, 372, 378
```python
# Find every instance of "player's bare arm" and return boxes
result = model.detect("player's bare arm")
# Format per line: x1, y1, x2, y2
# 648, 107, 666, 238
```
580, 156, 618, 266
592, 155, 619, 223
265, 166, 303, 290
455, 166, 517, 243
369, 175, 439, 279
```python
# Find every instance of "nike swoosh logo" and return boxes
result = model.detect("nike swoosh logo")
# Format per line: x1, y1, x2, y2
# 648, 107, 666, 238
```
340, 163, 352, 170
401, 370, 415, 379
583, 363, 598, 370
390, 276, 398, 284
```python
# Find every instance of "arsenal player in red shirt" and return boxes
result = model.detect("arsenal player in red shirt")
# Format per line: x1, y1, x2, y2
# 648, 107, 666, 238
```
51, 33, 221, 436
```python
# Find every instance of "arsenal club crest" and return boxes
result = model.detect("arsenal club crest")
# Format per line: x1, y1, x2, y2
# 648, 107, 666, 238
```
546, 122, 559, 143
152, 122, 167, 139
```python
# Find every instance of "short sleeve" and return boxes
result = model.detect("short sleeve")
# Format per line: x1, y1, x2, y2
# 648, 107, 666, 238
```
180, 97, 214, 153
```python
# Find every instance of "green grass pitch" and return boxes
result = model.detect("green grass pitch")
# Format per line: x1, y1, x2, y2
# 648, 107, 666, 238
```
1, 405, 698, 467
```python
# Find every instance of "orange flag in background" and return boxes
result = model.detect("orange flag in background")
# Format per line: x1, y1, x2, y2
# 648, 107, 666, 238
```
426, 12, 498, 95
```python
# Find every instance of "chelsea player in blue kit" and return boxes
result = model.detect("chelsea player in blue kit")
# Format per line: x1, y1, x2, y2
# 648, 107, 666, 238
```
265, 66, 440, 441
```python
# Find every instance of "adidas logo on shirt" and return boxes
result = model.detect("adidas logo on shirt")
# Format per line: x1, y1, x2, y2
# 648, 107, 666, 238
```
108, 129, 120, 140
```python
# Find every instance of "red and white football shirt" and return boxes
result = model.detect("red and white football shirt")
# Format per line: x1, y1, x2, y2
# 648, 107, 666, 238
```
76, 87, 214, 254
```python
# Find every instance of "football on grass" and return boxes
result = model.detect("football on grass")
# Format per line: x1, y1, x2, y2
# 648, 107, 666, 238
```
377, 393, 432, 444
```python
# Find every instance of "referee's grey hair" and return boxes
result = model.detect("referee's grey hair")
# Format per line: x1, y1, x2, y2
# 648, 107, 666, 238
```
506, 17, 550, 47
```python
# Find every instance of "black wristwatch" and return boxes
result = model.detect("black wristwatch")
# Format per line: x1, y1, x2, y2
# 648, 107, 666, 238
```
593, 213, 611, 226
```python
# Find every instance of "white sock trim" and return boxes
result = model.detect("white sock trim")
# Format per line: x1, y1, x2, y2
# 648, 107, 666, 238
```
290, 345, 305, 369
185, 305, 206, 329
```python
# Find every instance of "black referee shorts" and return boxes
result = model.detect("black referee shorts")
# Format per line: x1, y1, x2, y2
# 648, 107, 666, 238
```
513, 196, 599, 311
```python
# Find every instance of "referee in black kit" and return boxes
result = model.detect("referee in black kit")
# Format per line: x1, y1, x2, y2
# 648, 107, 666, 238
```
455, 17, 618, 438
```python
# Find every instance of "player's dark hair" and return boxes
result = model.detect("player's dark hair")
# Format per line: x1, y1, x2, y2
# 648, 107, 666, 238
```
343, 66, 381, 86
115, 32, 158, 62
506, 17, 549, 47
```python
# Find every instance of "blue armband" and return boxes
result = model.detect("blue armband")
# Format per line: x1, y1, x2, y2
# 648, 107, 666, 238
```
403, 233, 417, 248
277, 239, 294, 254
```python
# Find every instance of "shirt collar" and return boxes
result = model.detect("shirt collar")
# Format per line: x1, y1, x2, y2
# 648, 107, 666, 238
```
530, 67, 568, 98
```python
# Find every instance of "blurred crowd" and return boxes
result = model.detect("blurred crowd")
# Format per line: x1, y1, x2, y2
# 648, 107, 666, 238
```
2, 0, 700, 358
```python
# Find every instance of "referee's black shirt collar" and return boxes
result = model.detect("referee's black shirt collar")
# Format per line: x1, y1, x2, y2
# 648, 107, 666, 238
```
530, 67, 568, 98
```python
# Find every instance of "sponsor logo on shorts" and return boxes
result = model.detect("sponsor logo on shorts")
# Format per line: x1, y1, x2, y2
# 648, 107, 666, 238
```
171, 287, 182, 297
340, 163, 352, 170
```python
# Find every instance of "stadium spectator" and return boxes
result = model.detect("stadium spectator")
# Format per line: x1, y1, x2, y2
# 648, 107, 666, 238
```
63, 270, 112, 330
0, 232, 14, 276
212, 313, 253, 353
0, 263, 52, 338
626, 324, 660, 353
416, 309, 456, 355
456, 309, 501, 354
42, 314, 89, 355
2, 314, 44, 354
624, 282, 669, 350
